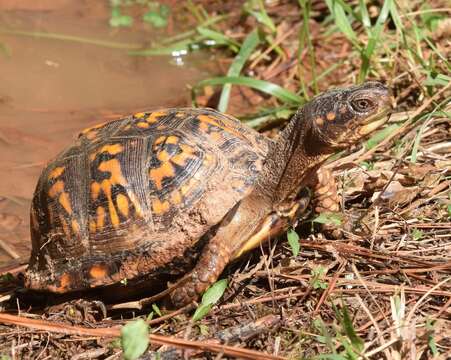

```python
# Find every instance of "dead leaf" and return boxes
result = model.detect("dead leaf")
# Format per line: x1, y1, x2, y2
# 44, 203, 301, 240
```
372, 181, 419, 206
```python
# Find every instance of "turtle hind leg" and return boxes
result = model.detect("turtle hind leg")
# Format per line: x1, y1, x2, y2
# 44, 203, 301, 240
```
170, 233, 232, 307
170, 196, 311, 307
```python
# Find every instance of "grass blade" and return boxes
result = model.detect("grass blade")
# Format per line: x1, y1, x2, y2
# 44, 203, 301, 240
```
217, 29, 261, 113
0, 28, 140, 49
197, 76, 304, 104
244, 0, 276, 33
325, 0, 359, 47
197, 26, 240, 52
129, 36, 205, 56
365, 124, 400, 150
358, 0, 391, 82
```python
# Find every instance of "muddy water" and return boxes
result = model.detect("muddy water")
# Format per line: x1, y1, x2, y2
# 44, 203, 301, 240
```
0, 3, 208, 266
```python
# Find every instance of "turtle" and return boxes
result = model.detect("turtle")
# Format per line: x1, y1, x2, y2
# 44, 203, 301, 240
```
25, 82, 390, 306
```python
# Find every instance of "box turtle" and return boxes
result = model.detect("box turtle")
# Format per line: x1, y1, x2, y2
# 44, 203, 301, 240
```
25, 82, 390, 306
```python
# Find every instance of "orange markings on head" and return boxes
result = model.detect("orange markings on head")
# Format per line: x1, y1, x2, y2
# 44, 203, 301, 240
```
71, 219, 80, 234
147, 110, 167, 124
149, 162, 175, 190
48, 166, 65, 180
89, 265, 108, 280
326, 112, 336, 121
315, 117, 324, 126
96, 206, 105, 230
116, 193, 129, 217
137, 122, 149, 129
152, 198, 170, 215
59, 192, 72, 214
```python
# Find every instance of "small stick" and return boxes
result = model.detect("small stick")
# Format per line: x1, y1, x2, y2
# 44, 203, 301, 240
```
0, 313, 285, 360
0, 239, 21, 260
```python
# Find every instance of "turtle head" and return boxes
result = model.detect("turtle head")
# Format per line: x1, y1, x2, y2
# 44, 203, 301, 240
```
302, 81, 392, 150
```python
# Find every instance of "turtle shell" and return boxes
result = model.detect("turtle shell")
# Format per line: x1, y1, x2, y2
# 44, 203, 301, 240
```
25, 108, 270, 293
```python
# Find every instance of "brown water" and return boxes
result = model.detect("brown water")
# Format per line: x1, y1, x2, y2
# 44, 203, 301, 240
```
0, 2, 208, 266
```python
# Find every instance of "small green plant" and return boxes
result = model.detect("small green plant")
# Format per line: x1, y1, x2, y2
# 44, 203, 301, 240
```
143, 2, 170, 28
192, 279, 228, 321
0, 273, 14, 282
109, 0, 170, 29
426, 318, 439, 357
359, 161, 374, 171
287, 228, 300, 257
197, 323, 209, 336
313, 303, 364, 359
313, 212, 343, 226
412, 228, 424, 241
121, 319, 150, 360
109, 1, 134, 28
310, 266, 328, 290
152, 303, 162, 316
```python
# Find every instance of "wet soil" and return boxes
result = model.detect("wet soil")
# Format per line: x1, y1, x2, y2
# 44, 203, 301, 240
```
0, 2, 208, 265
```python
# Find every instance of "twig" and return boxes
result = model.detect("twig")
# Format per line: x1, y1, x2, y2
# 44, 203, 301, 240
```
0, 313, 285, 360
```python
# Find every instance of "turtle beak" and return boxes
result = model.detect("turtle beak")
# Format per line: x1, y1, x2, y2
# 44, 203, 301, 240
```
358, 89, 393, 136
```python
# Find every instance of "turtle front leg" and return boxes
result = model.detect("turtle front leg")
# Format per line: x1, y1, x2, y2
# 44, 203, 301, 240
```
312, 167, 341, 213
311, 167, 343, 237
170, 232, 233, 307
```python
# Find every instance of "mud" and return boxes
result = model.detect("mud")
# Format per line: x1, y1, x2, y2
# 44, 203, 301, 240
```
0, 2, 208, 265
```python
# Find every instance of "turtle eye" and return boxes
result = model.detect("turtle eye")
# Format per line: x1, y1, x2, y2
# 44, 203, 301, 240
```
350, 98, 374, 113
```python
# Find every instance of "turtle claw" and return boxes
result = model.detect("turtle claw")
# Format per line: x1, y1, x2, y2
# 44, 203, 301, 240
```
170, 285, 197, 307
63, 299, 107, 323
